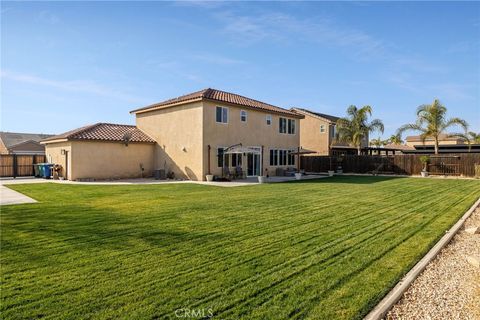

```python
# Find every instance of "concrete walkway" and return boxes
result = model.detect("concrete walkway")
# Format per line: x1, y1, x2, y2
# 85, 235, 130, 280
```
0, 174, 329, 187
0, 185, 37, 206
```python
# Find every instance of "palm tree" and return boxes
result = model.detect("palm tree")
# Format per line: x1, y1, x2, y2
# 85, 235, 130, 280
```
369, 137, 384, 148
450, 131, 480, 151
387, 134, 403, 145
397, 99, 468, 155
336, 105, 384, 155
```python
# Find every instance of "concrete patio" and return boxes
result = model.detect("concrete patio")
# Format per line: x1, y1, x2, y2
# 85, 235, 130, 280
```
0, 174, 329, 188
0, 185, 37, 206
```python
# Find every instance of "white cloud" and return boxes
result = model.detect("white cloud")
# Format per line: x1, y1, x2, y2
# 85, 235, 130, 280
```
215, 11, 387, 58
1, 70, 149, 104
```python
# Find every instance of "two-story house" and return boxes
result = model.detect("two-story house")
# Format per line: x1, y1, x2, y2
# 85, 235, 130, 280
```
290, 108, 339, 155
43, 88, 303, 181
131, 88, 303, 180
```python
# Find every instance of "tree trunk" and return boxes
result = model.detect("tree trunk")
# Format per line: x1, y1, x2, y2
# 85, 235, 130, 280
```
357, 145, 362, 155
434, 136, 439, 155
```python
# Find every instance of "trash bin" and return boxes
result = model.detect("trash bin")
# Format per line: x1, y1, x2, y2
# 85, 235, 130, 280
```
40, 163, 54, 179
37, 163, 45, 177
33, 164, 41, 177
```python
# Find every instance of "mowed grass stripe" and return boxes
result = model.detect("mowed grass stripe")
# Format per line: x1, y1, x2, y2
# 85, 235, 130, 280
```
0, 179, 466, 312
1, 177, 479, 319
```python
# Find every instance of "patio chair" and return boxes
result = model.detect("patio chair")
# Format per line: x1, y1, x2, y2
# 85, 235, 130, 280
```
234, 166, 244, 179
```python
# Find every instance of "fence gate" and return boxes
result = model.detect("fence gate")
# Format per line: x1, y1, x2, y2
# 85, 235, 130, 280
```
0, 154, 46, 178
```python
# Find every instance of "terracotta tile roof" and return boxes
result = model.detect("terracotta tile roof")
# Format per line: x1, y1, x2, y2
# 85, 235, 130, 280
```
130, 88, 303, 118
42, 123, 155, 143
290, 107, 339, 123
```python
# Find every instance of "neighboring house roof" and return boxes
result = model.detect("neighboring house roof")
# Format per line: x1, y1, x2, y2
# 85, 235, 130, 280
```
0, 131, 54, 148
42, 123, 155, 144
130, 88, 303, 118
383, 143, 415, 151
405, 134, 466, 142
290, 107, 340, 123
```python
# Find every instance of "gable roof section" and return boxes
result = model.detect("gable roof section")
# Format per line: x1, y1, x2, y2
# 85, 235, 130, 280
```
290, 107, 339, 123
0, 132, 54, 148
130, 88, 302, 118
42, 123, 155, 144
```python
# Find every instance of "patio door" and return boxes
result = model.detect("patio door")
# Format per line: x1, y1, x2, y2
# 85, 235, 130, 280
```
247, 149, 261, 176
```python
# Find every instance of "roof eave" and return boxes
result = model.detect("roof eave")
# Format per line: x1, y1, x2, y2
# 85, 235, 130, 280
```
130, 97, 204, 114
291, 108, 336, 123
203, 98, 304, 118
41, 138, 69, 144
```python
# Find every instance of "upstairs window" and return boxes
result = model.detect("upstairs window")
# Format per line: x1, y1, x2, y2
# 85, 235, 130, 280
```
320, 124, 326, 133
280, 118, 295, 134
279, 118, 287, 133
266, 115, 272, 125
216, 106, 228, 123
240, 110, 247, 122
288, 119, 296, 134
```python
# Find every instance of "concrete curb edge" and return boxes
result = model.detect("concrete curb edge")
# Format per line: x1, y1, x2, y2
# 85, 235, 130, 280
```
363, 196, 480, 320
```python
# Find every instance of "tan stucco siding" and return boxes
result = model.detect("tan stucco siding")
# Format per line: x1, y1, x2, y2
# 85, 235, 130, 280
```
135, 102, 204, 180
70, 141, 154, 180
45, 142, 73, 179
202, 101, 300, 177
298, 115, 333, 155
46, 141, 153, 180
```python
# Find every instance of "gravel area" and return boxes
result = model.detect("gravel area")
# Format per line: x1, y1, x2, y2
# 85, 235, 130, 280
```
386, 205, 480, 320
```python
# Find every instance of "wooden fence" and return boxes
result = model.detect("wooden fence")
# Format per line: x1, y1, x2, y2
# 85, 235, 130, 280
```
301, 154, 480, 177
0, 154, 46, 178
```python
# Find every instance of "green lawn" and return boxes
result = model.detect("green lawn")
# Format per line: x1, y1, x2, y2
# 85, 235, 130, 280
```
1, 176, 479, 319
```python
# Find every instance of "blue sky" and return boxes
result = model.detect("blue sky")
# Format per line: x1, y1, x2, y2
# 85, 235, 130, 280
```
1, 1, 479, 139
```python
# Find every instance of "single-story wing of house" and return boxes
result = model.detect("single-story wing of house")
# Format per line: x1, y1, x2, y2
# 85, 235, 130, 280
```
41, 123, 155, 180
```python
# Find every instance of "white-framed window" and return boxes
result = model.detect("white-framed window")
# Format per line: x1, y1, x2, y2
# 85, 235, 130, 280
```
240, 110, 247, 122
288, 119, 296, 134
269, 148, 295, 166
216, 106, 228, 123
279, 118, 287, 133
288, 149, 295, 165
330, 125, 336, 138
266, 115, 272, 125
279, 118, 295, 134
231, 153, 242, 167
320, 124, 326, 133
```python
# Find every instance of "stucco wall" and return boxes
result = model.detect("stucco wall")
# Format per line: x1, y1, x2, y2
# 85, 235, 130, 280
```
46, 141, 154, 180
202, 101, 300, 178
45, 141, 72, 179
135, 102, 204, 180
70, 141, 154, 180
298, 114, 333, 155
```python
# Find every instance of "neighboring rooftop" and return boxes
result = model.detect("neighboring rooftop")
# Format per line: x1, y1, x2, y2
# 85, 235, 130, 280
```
406, 134, 466, 142
130, 88, 303, 117
0, 132, 54, 148
41, 123, 155, 143
290, 107, 340, 123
